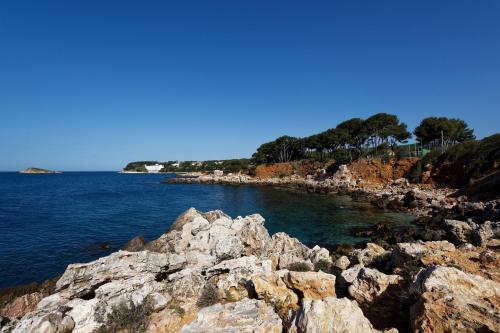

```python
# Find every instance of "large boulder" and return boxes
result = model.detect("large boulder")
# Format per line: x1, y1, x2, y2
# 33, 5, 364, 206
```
206, 256, 272, 302
410, 266, 500, 333
249, 273, 299, 317
443, 219, 474, 244
349, 243, 389, 266
55, 250, 170, 299
348, 268, 408, 331
269, 233, 311, 269
338, 264, 364, 287
148, 209, 273, 268
180, 298, 282, 333
471, 220, 499, 246
334, 255, 350, 271
281, 271, 336, 299
348, 268, 402, 305
289, 297, 385, 333
9, 251, 172, 333
390, 241, 455, 267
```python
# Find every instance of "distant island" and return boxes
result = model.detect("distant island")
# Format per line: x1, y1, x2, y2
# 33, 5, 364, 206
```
19, 167, 62, 174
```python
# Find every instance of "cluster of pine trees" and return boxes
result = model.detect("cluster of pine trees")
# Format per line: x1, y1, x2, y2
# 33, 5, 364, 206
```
252, 113, 475, 164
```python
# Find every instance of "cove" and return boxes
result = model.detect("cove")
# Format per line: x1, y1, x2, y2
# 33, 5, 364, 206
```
0, 172, 414, 289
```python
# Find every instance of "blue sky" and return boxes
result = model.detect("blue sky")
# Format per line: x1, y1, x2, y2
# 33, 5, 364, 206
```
1, 1, 499, 171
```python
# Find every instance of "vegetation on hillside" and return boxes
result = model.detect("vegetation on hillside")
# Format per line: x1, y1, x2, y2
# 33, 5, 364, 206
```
413, 117, 475, 149
124, 159, 251, 173
432, 133, 500, 186
125, 115, 489, 182
408, 133, 500, 189
252, 113, 414, 164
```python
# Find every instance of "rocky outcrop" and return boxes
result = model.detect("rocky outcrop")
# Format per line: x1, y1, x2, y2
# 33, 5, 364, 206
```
2, 208, 498, 333
410, 266, 500, 333
444, 219, 499, 246
289, 297, 382, 333
443, 219, 473, 244
349, 243, 389, 266
249, 272, 299, 316
180, 298, 282, 333
2, 208, 337, 333
0, 293, 43, 320
282, 271, 336, 299
348, 268, 402, 305
333, 255, 350, 271
348, 268, 408, 331
390, 240, 455, 267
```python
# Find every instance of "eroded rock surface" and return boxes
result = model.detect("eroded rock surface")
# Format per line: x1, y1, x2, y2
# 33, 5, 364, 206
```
2, 208, 498, 333
180, 298, 282, 333
289, 297, 381, 333
410, 266, 500, 333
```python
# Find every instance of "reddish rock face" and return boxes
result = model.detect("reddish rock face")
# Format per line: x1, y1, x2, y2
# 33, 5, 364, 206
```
348, 157, 420, 185
0, 292, 43, 319
255, 163, 294, 179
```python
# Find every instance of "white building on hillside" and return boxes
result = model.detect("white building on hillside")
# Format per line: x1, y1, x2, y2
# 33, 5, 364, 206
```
145, 164, 164, 173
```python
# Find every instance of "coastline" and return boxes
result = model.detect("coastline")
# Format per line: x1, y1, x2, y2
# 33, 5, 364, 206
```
1, 206, 498, 332
165, 167, 459, 217
1, 168, 498, 332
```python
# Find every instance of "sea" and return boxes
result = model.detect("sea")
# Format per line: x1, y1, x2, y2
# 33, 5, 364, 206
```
0, 172, 414, 289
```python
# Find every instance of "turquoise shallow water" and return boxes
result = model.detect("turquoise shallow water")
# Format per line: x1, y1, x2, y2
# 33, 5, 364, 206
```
0, 172, 414, 289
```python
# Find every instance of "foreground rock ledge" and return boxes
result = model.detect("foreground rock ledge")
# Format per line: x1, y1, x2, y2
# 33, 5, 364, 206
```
1, 208, 498, 333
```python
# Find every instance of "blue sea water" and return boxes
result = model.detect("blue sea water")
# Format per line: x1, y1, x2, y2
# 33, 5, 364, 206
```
0, 172, 414, 289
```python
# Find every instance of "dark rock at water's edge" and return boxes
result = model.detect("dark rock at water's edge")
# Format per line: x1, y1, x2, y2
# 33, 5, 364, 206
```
122, 235, 147, 252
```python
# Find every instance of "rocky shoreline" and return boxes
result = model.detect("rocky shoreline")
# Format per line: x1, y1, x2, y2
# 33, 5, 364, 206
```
0, 206, 498, 333
167, 166, 497, 219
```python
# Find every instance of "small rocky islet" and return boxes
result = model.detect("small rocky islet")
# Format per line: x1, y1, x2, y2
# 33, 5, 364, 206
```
18, 167, 61, 174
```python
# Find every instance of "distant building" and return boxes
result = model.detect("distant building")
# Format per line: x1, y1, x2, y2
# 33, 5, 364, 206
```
145, 164, 164, 173
172, 162, 180, 168
191, 161, 203, 167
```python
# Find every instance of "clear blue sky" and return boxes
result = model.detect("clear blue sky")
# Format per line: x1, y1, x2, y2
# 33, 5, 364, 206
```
1, 1, 499, 171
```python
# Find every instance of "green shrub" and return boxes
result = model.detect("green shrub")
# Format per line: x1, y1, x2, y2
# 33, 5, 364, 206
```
196, 283, 219, 308
168, 304, 185, 317
94, 297, 153, 333
399, 256, 423, 283
314, 259, 333, 273
333, 244, 354, 257
287, 262, 312, 272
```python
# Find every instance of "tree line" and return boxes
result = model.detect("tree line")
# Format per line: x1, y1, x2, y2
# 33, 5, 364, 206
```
252, 114, 475, 164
